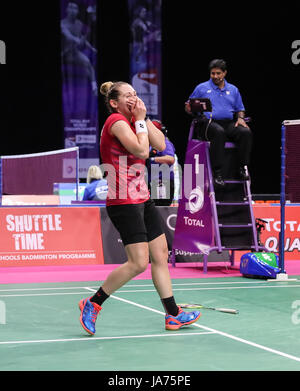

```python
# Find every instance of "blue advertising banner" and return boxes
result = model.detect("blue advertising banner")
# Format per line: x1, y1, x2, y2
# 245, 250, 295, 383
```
128, 0, 162, 118
60, 0, 99, 178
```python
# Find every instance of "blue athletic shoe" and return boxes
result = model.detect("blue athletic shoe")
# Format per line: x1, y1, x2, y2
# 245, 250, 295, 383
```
78, 298, 102, 335
165, 307, 201, 330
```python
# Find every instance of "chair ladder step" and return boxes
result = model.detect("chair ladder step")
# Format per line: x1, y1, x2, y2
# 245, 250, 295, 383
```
223, 180, 245, 184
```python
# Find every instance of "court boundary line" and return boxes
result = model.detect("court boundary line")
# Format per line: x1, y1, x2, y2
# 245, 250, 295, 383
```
0, 331, 214, 346
82, 288, 300, 364
1, 282, 300, 297
0, 279, 284, 292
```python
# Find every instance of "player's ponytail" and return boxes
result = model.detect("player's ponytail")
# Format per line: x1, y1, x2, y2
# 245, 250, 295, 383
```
99, 81, 114, 97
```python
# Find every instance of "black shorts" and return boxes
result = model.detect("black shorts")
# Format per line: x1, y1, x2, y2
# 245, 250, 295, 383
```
106, 199, 164, 246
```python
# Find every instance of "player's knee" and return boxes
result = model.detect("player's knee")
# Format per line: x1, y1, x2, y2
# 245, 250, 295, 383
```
130, 258, 149, 275
151, 244, 169, 266
160, 244, 169, 261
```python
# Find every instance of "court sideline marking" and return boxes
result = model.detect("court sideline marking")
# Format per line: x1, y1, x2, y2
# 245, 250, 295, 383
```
0, 280, 275, 292
0, 282, 300, 297
0, 331, 214, 345
81, 288, 300, 364
0, 277, 298, 294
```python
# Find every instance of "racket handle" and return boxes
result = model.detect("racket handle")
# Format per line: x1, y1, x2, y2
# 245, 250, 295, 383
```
216, 308, 239, 314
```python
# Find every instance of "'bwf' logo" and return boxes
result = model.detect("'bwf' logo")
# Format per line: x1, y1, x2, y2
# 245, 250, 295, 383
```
0, 40, 6, 64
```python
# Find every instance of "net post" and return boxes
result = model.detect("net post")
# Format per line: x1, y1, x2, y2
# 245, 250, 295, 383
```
75, 147, 79, 201
0, 156, 2, 206
279, 122, 286, 274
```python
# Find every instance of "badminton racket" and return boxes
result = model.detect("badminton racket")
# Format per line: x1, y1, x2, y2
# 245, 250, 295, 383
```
178, 303, 239, 314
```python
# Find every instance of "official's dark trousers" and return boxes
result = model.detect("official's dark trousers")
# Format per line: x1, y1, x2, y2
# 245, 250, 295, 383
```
194, 117, 252, 171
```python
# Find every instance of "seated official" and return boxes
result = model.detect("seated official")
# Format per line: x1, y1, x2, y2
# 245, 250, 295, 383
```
146, 120, 175, 206
82, 165, 108, 201
185, 58, 252, 187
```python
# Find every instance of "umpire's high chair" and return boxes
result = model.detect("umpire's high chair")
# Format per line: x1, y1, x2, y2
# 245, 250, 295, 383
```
171, 111, 266, 272
199, 117, 265, 271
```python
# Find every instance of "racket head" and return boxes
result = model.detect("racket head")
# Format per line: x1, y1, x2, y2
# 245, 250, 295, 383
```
178, 303, 239, 314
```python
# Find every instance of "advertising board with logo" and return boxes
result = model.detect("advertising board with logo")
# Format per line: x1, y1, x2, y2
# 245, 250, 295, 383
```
252, 204, 300, 261
0, 207, 104, 267
1, 204, 299, 268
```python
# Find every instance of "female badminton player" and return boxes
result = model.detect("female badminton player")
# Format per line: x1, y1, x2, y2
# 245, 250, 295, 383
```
78, 81, 201, 335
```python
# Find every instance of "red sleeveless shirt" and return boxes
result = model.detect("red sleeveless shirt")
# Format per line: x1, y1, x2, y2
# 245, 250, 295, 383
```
100, 113, 150, 206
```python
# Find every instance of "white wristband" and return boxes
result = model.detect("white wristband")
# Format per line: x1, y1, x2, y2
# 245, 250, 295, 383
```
135, 120, 148, 134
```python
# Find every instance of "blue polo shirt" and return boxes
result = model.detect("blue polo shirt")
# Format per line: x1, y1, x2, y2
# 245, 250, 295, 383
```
189, 79, 245, 120
82, 179, 108, 201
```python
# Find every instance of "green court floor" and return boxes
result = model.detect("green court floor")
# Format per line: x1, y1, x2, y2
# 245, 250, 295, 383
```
0, 277, 300, 372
